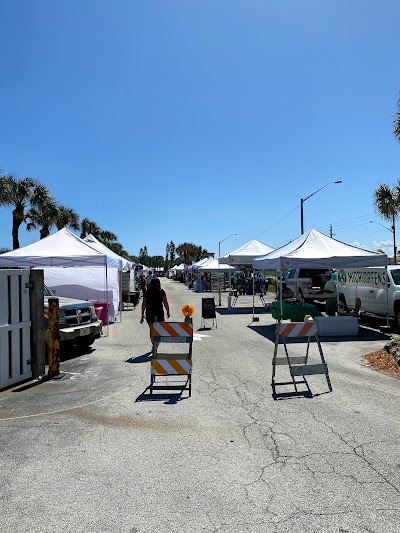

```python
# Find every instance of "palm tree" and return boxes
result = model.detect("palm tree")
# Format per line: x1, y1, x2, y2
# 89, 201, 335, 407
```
56, 205, 80, 231
98, 230, 118, 245
107, 242, 128, 257
0, 174, 52, 249
26, 201, 59, 239
80, 218, 101, 239
176, 242, 198, 265
194, 246, 212, 261
373, 181, 400, 264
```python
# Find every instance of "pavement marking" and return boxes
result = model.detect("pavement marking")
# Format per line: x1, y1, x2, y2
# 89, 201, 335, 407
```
0, 384, 133, 422
193, 333, 212, 341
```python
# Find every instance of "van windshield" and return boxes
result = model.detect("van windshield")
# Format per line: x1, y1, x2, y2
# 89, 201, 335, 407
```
390, 269, 400, 285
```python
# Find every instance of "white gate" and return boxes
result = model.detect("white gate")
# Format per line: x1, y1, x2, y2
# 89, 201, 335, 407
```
0, 270, 32, 388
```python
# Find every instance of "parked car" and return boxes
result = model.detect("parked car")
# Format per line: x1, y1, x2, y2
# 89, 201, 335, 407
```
44, 285, 102, 347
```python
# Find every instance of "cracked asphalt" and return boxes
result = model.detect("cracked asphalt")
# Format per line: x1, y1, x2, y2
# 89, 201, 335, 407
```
1, 278, 400, 533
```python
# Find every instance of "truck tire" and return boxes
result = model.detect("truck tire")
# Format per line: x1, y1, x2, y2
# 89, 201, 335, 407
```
75, 337, 96, 348
394, 303, 400, 331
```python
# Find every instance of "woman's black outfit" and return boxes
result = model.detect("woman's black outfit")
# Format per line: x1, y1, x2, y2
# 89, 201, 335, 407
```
145, 287, 166, 324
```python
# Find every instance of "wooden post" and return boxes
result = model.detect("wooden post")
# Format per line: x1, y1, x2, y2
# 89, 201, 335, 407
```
48, 297, 60, 377
29, 270, 45, 378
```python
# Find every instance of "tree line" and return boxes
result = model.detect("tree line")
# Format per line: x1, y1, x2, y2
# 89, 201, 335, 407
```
0, 171, 212, 268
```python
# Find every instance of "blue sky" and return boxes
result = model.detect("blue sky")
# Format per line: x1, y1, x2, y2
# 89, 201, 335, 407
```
1, 0, 400, 259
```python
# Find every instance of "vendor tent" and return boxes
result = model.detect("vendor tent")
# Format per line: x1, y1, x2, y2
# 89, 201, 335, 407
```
42, 266, 119, 323
0, 228, 106, 267
190, 257, 215, 270
83, 234, 134, 270
219, 239, 275, 265
197, 259, 235, 271
0, 228, 119, 327
252, 228, 387, 270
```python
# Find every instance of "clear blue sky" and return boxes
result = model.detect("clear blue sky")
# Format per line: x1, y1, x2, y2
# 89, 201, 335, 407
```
1, 0, 400, 259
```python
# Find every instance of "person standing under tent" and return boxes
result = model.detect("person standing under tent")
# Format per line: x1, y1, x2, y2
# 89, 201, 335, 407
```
323, 270, 337, 316
140, 278, 170, 347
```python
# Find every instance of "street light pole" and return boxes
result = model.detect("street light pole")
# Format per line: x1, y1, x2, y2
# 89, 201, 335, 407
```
370, 220, 397, 265
218, 233, 237, 306
300, 180, 342, 234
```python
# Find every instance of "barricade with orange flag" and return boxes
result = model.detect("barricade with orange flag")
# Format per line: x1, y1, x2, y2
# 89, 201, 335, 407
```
149, 305, 194, 397
272, 320, 332, 398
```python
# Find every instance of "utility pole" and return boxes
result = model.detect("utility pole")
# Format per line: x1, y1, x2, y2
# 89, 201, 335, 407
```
330, 225, 333, 238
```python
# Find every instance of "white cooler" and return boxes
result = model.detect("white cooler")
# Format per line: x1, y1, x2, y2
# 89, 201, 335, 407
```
314, 316, 359, 336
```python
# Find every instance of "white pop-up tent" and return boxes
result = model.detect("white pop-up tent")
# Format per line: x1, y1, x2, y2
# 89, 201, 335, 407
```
83, 234, 136, 317
219, 239, 275, 312
219, 239, 275, 265
83, 234, 134, 270
197, 259, 235, 271
0, 228, 121, 326
253, 228, 388, 326
252, 228, 387, 270
0, 228, 107, 267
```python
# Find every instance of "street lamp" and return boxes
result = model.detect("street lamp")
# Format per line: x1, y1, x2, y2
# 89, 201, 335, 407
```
300, 180, 342, 234
369, 220, 396, 265
218, 233, 237, 306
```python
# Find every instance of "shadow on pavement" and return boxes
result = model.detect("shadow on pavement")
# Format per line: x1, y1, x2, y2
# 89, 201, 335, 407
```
248, 323, 391, 343
135, 384, 189, 405
60, 344, 95, 361
217, 306, 266, 315
126, 352, 152, 363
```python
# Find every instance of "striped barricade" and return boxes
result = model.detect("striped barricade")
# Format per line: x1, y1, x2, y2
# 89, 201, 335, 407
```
279, 322, 318, 338
272, 321, 332, 398
150, 321, 193, 397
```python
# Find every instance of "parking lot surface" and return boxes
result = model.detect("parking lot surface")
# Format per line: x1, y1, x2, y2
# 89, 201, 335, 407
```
1, 279, 399, 533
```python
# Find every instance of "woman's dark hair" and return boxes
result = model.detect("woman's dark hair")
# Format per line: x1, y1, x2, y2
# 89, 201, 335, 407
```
148, 278, 161, 293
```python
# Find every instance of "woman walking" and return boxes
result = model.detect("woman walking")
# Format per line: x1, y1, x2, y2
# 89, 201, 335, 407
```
140, 278, 170, 346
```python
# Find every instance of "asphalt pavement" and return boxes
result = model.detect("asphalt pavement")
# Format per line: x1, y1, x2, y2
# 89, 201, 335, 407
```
1, 278, 400, 533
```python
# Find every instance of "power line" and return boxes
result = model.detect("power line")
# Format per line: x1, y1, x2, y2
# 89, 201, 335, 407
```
255, 205, 299, 238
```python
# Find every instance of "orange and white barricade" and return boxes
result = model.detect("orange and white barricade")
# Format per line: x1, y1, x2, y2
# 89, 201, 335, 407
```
150, 320, 193, 397
272, 321, 332, 398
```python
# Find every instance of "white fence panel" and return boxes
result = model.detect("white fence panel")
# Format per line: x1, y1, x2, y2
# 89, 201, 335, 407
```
0, 270, 32, 388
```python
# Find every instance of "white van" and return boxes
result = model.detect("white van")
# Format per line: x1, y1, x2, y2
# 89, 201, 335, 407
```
337, 266, 400, 327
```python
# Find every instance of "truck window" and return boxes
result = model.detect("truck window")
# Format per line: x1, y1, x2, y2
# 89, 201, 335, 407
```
285, 269, 296, 280
44, 285, 56, 297
390, 269, 400, 285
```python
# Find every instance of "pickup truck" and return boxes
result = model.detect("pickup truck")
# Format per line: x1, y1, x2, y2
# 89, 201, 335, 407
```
44, 285, 102, 347
337, 266, 400, 327
280, 268, 335, 303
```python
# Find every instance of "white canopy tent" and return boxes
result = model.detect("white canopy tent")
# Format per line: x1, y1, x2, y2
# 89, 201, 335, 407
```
253, 228, 388, 326
197, 259, 235, 271
219, 240, 275, 312
252, 229, 387, 270
83, 234, 134, 270
0, 228, 107, 267
83, 234, 135, 318
189, 257, 214, 270
0, 228, 120, 327
219, 239, 275, 265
